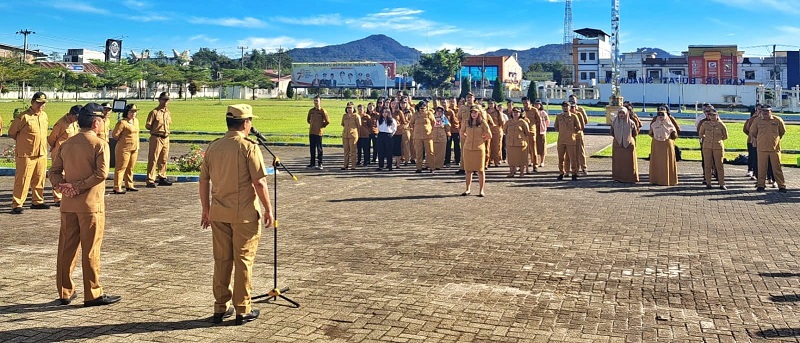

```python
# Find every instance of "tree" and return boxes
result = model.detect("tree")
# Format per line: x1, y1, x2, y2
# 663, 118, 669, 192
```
412, 48, 466, 95
286, 81, 295, 99
525, 61, 571, 84
459, 75, 472, 98
93, 60, 141, 98
64, 72, 100, 101
526, 81, 538, 101
491, 78, 505, 102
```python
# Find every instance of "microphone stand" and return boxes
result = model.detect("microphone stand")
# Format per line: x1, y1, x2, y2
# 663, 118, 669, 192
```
249, 128, 300, 308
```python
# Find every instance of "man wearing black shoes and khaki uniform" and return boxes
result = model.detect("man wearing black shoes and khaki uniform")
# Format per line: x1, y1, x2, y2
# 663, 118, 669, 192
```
50, 103, 121, 307
145, 92, 173, 187
200, 104, 274, 325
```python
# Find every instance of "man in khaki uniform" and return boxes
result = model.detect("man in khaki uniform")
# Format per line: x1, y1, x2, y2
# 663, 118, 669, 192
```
50, 103, 121, 307
47, 105, 82, 206
306, 96, 330, 169
200, 104, 274, 325
410, 101, 436, 172
568, 95, 589, 174
554, 101, 583, 180
521, 97, 539, 170
698, 109, 728, 189
8, 92, 50, 214
750, 105, 787, 192
486, 100, 505, 167
98, 103, 112, 142
145, 92, 173, 187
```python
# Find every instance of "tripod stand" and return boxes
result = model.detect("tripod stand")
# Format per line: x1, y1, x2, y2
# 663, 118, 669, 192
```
251, 133, 300, 308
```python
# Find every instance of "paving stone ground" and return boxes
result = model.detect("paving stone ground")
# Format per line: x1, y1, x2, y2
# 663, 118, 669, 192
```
1, 135, 800, 342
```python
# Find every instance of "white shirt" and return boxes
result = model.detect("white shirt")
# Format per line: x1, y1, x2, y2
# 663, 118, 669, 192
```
378, 118, 397, 135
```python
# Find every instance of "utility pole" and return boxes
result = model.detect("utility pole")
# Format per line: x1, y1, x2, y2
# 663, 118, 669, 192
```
238, 45, 248, 68
277, 46, 282, 98
16, 29, 35, 63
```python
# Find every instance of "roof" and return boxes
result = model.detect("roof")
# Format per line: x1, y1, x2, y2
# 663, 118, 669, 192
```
36, 62, 105, 74
0, 43, 47, 57
574, 28, 610, 38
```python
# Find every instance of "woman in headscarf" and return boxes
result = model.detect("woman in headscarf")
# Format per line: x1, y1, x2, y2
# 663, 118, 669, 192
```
609, 107, 639, 183
461, 106, 492, 196
622, 101, 643, 129
503, 107, 530, 177
648, 108, 678, 185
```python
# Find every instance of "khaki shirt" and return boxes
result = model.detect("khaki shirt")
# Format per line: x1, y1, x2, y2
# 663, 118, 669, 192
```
393, 109, 410, 135
555, 112, 583, 146
432, 114, 450, 143
574, 106, 589, 129
461, 123, 491, 151
307, 107, 330, 136
146, 107, 171, 137
750, 116, 786, 152
488, 108, 505, 136
200, 131, 267, 224
409, 110, 435, 139
8, 108, 48, 157
50, 130, 109, 213
743, 116, 757, 145
341, 113, 361, 139
446, 109, 459, 133
523, 107, 539, 133
358, 114, 373, 138
503, 118, 529, 148
97, 117, 111, 142
112, 118, 140, 152
699, 120, 728, 150
48, 115, 79, 157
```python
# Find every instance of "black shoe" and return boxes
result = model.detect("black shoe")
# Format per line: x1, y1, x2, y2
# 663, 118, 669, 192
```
375, 168, 383, 171
11, 207, 23, 214
53, 202, 61, 208
571, 175, 578, 181
756, 187, 765, 192
146, 183, 157, 188
125, 187, 139, 192
157, 178, 173, 186
235, 309, 260, 325
720, 185, 728, 190
212, 307, 235, 324
415, 169, 422, 173
84, 294, 122, 307
706, 184, 713, 189
31, 203, 50, 210
306, 164, 315, 169
455, 170, 465, 175
557, 174, 564, 181
779, 188, 788, 193
112, 190, 127, 194
59, 292, 78, 305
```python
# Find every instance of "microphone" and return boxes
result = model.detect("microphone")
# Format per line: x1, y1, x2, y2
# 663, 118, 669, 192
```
250, 126, 268, 141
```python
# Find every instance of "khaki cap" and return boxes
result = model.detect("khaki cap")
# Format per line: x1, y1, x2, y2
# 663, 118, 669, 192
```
226, 104, 257, 119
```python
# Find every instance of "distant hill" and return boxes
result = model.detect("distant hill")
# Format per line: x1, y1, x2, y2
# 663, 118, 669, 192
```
484, 44, 568, 69
634, 47, 677, 58
287, 34, 421, 66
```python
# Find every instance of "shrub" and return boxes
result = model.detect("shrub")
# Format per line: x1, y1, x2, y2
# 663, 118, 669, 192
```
286, 81, 295, 98
343, 89, 353, 99
370, 89, 380, 99
172, 144, 205, 172
1, 144, 14, 162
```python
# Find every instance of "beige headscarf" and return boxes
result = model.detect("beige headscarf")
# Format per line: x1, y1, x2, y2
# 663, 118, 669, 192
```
612, 107, 634, 148
651, 111, 676, 142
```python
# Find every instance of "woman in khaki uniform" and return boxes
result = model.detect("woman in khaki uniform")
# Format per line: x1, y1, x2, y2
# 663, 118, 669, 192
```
409, 101, 435, 173
503, 107, 530, 177
340, 102, 361, 170
648, 110, 678, 186
609, 107, 639, 183
111, 104, 141, 193
521, 98, 538, 174
431, 106, 451, 170
487, 101, 505, 167
533, 100, 550, 167
461, 107, 492, 197
397, 100, 413, 165
698, 109, 728, 189
48, 105, 81, 205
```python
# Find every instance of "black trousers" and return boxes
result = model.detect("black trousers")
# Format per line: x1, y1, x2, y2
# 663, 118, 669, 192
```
747, 142, 757, 172
309, 134, 323, 166
370, 133, 378, 162
357, 137, 371, 164
377, 132, 393, 169
445, 132, 461, 165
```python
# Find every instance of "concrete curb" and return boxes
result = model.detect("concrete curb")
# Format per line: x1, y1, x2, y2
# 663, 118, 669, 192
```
0, 168, 199, 182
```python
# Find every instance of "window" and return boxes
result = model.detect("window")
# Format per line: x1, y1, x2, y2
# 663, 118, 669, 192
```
580, 52, 587, 61
589, 72, 596, 80
744, 70, 755, 80
669, 69, 684, 76
648, 69, 661, 79
580, 72, 587, 80
627, 70, 637, 79
460, 66, 499, 83
606, 71, 613, 80
589, 53, 596, 61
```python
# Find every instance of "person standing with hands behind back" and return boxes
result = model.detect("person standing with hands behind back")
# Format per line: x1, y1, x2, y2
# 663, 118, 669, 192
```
199, 104, 274, 325
307, 96, 330, 170
145, 92, 173, 188
698, 109, 728, 190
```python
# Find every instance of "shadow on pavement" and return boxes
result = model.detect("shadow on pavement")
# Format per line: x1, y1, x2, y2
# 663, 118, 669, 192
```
759, 272, 800, 278
752, 328, 800, 338
769, 294, 800, 302
0, 318, 218, 342
0, 300, 80, 315
328, 194, 460, 202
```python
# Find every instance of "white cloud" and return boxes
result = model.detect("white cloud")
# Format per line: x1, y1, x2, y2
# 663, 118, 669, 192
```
709, 0, 800, 15
372, 8, 424, 17
189, 16, 267, 28
129, 14, 168, 22
123, 0, 147, 8
425, 43, 504, 55
272, 14, 344, 26
271, 7, 459, 36
189, 34, 219, 44
238, 36, 325, 50
50, 1, 109, 14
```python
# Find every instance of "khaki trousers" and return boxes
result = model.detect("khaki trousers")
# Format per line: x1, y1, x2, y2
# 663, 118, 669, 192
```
413, 138, 434, 170
557, 143, 578, 175
211, 221, 261, 314
433, 140, 446, 169
527, 134, 538, 165
702, 148, 725, 186
576, 132, 587, 170
342, 137, 357, 168
757, 151, 785, 188
57, 211, 105, 301
114, 149, 137, 190
13, 155, 47, 208
147, 136, 169, 183
401, 131, 412, 162
490, 130, 503, 165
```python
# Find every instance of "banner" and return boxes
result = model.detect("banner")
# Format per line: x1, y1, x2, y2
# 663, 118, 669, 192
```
292, 61, 396, 88
105, 39, 122, 62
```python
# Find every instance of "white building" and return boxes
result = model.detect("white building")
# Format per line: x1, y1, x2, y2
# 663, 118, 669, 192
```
63, 48, 105, 63
572, 28, 612, 87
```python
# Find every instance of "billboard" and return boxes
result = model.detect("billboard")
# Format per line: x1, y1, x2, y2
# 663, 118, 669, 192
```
292, 61, 396, 88
105, 39, 122, 62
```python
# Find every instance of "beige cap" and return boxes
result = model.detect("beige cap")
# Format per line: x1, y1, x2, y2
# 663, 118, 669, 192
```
226, 104, 257, 119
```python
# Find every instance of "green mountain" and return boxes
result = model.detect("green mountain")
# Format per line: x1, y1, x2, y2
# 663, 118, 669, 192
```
287, 34, 421, 66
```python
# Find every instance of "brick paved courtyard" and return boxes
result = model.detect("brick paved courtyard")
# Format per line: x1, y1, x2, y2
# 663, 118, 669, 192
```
1, 137, 800, 342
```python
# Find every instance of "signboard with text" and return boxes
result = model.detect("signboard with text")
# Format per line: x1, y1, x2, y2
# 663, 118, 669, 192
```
292, 61, 397, 88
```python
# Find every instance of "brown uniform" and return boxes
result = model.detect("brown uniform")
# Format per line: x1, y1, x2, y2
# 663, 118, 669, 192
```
503, 118, 530, 168
461, 122, 491, 172
112, 118, 140, 190
50, 129, 110, 302
97, 117, 111, 142
393, 109, 410, 161
200, 131, 268, 315
522, 107, 539, 165
699, 120, 728, 186
341, 112, 361, 169
145, 107, 171, 184
487, 108, 505, 165
573, 106, 589, 171
554, 112, 583, 175
750, 116, 786, 188
47, 115, 79, 203
432, 114, 451, 170
8, 108, 48, 209
409, 110, 435, 170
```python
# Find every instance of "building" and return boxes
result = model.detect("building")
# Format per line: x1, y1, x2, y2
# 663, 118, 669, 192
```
0, 43, 47, 63
129, 49, 191, 66
572, 28, 612, 86
460, 55, 523, 89
63, 48, 106, 63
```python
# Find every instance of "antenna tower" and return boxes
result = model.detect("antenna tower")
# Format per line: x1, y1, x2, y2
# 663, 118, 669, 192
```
564, 0, 574, 85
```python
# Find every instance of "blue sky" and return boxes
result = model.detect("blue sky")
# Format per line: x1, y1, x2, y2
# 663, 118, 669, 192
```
0, 0, 798, 60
